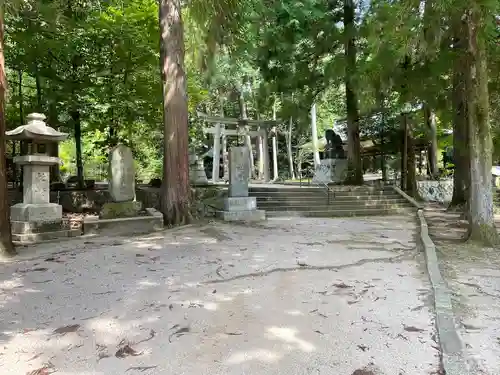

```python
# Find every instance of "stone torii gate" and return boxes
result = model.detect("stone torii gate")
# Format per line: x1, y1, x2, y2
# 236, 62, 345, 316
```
198, 113, 279, 183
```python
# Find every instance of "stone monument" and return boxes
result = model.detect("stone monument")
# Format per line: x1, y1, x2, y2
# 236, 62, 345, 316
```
100, 144, 142, 219
7, 113, 80, 243
189, 151, 208, 185
219, 146, 265, 221
312, 129, 348, 184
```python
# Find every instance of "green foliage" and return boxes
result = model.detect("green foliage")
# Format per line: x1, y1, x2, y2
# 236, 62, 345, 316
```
3, 0, 500, 181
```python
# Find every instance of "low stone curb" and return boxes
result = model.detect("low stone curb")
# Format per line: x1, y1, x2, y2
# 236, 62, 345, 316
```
417, 209, 469, 375
392, 185, 424, 209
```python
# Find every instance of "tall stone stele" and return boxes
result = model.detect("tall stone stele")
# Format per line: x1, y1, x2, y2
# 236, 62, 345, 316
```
6, 113, 78, 243
220, 146, 265, 222
100, 144, 142, 219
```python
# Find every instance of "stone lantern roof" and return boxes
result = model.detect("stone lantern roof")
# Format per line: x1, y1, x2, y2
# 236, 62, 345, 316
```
6, 113, 68, 142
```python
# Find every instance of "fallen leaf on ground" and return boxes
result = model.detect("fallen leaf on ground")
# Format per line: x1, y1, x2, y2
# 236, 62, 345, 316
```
403, 325, 425, 333
169, 326, 190, 343
126, 366, 158, 372
333, 282, 352, 289
115, 344, 142, 358
26, 362, 55, 375
225, 331, 243, 336
19, 267, 49, 274
53, 324, 80, 335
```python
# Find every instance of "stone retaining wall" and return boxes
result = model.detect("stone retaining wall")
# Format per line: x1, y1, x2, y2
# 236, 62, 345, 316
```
8, 186, 221, 214
417, 179, 453, 203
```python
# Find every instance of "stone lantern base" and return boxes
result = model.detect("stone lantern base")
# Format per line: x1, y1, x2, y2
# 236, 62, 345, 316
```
11, 203, 62, 223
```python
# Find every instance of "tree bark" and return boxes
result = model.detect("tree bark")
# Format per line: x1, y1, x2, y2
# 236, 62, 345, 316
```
71, 110, 84, 188
238, 92, 255, 178
450, 19, 469, 209
423, 105, 439, 177
286, 117, 295, 180
271, 101, 279, 180
220, 100, 228, 181
375, 86, 387, 181
406, 117, 418, 197
159, 0, 191, 226
422, 0, 439, 179
0, 10, 16, 256
344, 0, 363, 184
465, 4, 498, 245
401, 113, 408, 191
35, 65, 42, 112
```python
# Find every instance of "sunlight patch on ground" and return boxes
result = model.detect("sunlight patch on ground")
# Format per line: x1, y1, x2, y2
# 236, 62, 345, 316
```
226, 348, 282, 365
266, 326, 315, 353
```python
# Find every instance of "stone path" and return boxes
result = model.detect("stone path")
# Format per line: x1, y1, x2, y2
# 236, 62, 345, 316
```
425, 205, 500, 374
0, 216, 439, 375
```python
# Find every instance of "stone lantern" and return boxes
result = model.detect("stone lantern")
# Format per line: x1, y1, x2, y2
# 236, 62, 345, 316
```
6, 113, 75, 243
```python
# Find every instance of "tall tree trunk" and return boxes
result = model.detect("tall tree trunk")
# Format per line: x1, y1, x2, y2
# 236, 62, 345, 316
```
159, 0, 191, 226
344, 0, 363, 184
401, 113, 408, 190
71, 110, 84, 188
271, 100, 279, 180
35, 66, 42, 111
422, 0, 439, 178
375, 85, 387, 181
220, 99, 228, 181
310, 103, 320, 168
238, 92, 255, 177
406, 117, 418, 197
48, 91, 60, 182
423, 105, 439, 177
0, 10, 16, 256
286, 117, 295, 180
465, 4, 498, 244
18, 70, 24, 125
450, 19, 468, 209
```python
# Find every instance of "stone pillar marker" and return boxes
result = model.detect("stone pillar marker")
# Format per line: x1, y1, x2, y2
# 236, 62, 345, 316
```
6, 113, 79, 243
262, 130, 270, 182
212, 123, 221, 182
220, 146, 265, 221
100, 144, 142, 219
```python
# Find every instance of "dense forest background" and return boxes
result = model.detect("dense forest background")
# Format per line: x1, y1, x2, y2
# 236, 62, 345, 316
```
1, 0, 500, 253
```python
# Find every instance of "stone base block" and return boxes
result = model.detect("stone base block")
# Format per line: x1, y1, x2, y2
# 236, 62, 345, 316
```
11, 220, 66, 234
10, 218, 81, 245
100, 201, 142, 219
10, 203, 62, 223
224, 197, 257, 212
12, 229, 81, 245
84, 208, 163, 236
219, 209, 266, 222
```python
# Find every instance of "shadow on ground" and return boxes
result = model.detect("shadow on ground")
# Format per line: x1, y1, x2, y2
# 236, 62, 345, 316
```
0, 216, 439, 375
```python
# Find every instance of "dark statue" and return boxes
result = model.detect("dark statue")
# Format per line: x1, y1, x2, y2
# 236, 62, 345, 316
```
324, 129, 345, 159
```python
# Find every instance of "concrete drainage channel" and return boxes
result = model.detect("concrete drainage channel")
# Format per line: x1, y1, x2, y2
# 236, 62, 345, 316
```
392, 186, 469, 373
417, 209, 469, 374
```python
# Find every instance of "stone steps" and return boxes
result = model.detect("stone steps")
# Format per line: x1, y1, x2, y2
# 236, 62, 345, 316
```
246, 184, 415, 218
249, 190, 395, 198
258, 200, 410, 211
266, 207, 414, 218
254, 194, 404, 202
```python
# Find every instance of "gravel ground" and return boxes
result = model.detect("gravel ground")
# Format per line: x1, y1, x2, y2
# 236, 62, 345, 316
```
0, 216, 439, 375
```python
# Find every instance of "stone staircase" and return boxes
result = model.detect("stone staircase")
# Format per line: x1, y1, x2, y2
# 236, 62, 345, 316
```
249, 185, 415, 218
